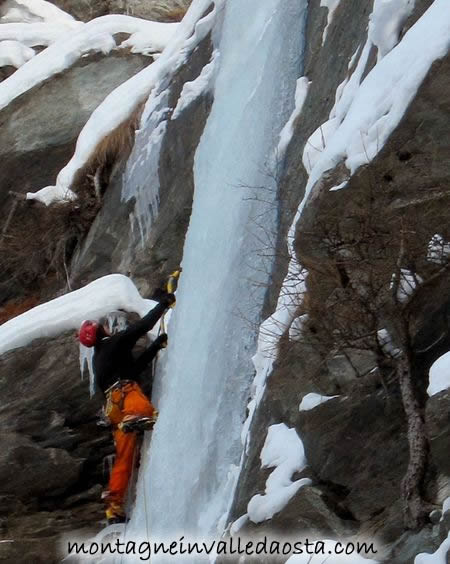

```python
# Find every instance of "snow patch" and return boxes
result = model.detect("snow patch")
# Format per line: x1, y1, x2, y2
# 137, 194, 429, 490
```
427, 234, 450, 265
277, 76, 310, 159
414, 532, 450, 564
27, 4, 219, 205
247, 424, 310, 523
118, 21, 179, 55
289, 313, 308, 341
377, 328, 401, 359
428, 352, 450, 397
243, 261, 305, 450
172, 49, 218, 119
329, 180, 348, 191
0, 274, 157, 356
391, 268, 423, 303
320, 0, 341, 45
0, 15, 177, 115
369, 0, 415, 60
0, 0, 76, 24
443, 496, 450, 516
0, 21, 81, 48
303, 117, 338, 174
26, 184, 77, 205
230, 514, 249, 535
301, 0, 450, 210
0, 40, 35, 68
299, 392, 339, 411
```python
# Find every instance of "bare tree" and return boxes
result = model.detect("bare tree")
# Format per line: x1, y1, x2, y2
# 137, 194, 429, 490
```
297, 177, 450, 529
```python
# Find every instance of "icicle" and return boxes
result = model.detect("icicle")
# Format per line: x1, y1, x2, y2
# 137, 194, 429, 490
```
106, 311, 128, 334
79, 343, 96, 397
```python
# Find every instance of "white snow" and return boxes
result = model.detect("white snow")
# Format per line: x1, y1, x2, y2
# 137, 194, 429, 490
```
329, 180, 348, 191
320, 0, 341, 45
414, 532, 450, 564
0, 21, 81, 47
299, 392, 339, 411
0, 0, 76, 24
377, 328, 401, 359
26, 6, 216, 205
277, 76, 310, 159
302, 117, 339, 174
0, 15, 178, 115
427, 352, 450, 397
289, 313, 308, 341
391, 268, 423, 303
286, 541, 379, 563
242, 261, 306, 451
120, 21, 180, 56
329, 37, 372, 122
247, 424, 311, 523
427, 234, 450, 265
0, 40, 34, 68
171, 49, 218, 119
301, 0, 450, 211
229, 513, 249, 535
26, 184, 77, 204
0, 274, 158, 356
443, 496, 450, 516
79, 345, 95, 398
369, 0, 415, 60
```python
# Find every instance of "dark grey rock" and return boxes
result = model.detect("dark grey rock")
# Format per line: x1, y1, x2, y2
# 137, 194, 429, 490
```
0, 31, 214, 564
0, 51, 150, 209
70, 34, 214, 293
430, 510, 442, 525
0, 433, 82, 498
426, 390, 450, 477
50, 0, 190, 22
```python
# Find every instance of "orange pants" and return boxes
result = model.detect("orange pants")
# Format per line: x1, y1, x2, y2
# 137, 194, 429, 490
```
105, 382, 155, 511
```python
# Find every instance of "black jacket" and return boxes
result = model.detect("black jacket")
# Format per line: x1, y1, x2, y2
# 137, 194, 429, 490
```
93, 301, 168, 394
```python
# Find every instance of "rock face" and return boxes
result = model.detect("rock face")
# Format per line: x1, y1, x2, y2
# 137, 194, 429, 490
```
0, 50, 151, 302
69, 33, 213, 293
0, 51, 150, 208
225, 1, 450, 563
0, 333, 108, 562
50, 0, 191, 22
0, 30, 213, 562
0, 1, 449, 563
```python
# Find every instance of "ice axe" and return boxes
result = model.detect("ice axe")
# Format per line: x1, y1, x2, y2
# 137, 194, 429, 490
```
160, 268, 182, 334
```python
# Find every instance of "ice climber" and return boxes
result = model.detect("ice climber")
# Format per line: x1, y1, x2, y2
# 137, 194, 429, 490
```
78, 292, 175, 524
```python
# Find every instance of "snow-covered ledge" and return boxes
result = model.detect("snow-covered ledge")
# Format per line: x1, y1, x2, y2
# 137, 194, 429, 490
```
0, 274, 159, 355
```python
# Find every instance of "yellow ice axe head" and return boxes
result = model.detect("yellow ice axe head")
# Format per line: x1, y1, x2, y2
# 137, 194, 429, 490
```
166, 269, 182, 295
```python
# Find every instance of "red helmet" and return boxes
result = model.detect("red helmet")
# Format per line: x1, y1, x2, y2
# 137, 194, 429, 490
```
79, 320, 99, 347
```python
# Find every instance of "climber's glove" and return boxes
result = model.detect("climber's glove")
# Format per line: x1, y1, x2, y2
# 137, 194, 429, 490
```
154, 333, 168, 349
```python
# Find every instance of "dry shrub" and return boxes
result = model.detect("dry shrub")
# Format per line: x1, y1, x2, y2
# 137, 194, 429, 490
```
0, 296, 40, 325
146, 0, 191, 22
71, 103, 144, 197
0, 105, 145, 304
0, 191, 100, 302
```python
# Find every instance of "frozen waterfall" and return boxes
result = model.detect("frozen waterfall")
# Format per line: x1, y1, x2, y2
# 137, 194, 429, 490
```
125, 0, 308, 557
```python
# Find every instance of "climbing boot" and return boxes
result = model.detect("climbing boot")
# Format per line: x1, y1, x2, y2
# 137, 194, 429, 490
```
105, 502, 126, 525
118, 411, 158, 434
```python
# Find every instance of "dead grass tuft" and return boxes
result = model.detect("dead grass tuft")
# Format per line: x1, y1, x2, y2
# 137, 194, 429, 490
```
71, 103, 144, 197
0, 192, 100, 302
149, 0, 191, 22
0, 296, 40, 325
